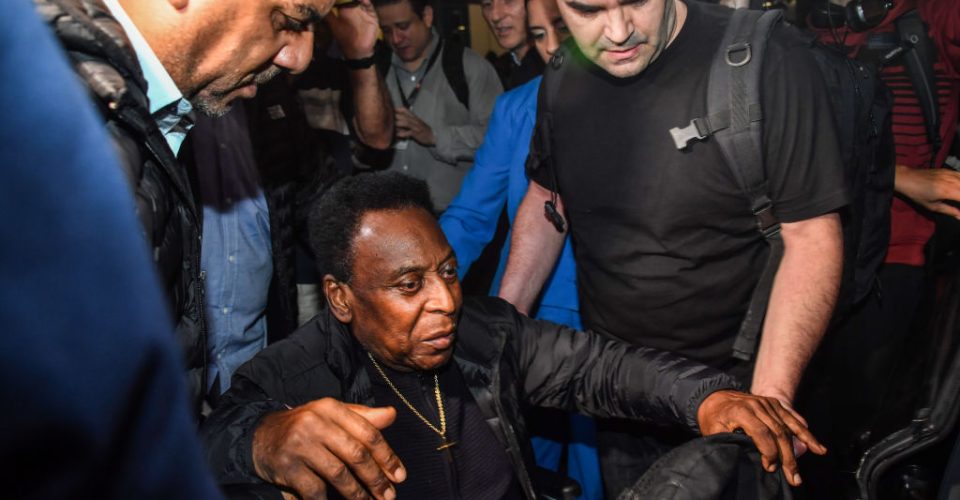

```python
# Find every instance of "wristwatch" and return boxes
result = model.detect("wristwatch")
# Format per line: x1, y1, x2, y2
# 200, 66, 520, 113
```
343, 54, 377, 70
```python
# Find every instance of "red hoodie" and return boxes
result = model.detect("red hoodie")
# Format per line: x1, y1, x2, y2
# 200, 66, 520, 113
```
812, 0, 960, 266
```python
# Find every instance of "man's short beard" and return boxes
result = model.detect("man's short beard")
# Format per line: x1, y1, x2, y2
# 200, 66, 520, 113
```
190, 66, 282, 118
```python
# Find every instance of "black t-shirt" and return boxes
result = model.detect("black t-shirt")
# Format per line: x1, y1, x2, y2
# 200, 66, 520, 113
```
366, 356, 524, 499
529, 1, 848, 366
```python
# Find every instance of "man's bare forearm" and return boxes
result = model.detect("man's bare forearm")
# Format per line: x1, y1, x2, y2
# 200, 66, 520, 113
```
498, 181, 567, 314
750, 212, 843, 404
350, 66, 393, 150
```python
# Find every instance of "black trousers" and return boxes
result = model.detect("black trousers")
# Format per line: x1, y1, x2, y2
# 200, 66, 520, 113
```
796, 263, 929, 497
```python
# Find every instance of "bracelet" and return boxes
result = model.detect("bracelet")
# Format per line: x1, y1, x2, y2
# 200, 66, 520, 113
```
343, 54, 377, 70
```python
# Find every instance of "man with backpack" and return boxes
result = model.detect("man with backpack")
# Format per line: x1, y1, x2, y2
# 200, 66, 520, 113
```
800, 0, 960, 491
496, 0, 849, 495
372, 0, 503, 211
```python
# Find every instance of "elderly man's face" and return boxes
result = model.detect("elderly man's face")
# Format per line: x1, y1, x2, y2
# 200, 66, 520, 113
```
558, 0, 681, 78
173, 0, 335, 116
376, 1, 434, 64
337, 207, 462, 372
481, 0, 528, 52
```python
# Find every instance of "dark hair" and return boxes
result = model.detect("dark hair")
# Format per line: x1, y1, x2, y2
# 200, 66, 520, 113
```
308, 172, 435, 283
372, 0, 430, 18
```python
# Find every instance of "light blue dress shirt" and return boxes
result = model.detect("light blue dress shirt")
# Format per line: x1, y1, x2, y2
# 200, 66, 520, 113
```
104, 0, 270, 394
192, 107, 273, 395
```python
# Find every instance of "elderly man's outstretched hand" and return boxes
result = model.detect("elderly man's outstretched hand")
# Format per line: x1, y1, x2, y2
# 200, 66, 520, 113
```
696, 390, 827, 487
252, 398, 406, 500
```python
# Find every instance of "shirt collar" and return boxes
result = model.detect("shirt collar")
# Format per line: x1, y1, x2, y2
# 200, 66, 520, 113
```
102, 0, 190, 117
509, 49, 522, 67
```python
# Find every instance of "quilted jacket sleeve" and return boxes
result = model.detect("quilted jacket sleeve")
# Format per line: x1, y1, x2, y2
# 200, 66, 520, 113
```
509, 305, 740, 433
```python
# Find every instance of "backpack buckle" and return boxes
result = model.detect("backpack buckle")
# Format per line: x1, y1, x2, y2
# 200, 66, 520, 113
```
669, 117, 709, 150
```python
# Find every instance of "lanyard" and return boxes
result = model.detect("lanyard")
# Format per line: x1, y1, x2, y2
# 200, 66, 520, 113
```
395, 38, 444, 108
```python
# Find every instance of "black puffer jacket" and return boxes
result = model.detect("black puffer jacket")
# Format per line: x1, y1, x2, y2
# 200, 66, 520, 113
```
37, 0, 206, 409
201, 297, 737, 498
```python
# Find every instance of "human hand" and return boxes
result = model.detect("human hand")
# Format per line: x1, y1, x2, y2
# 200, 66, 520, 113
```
696, 390, 827, 487
395, 107, 436, 146
895, 165, 960, 219
252, 398, 406, 499
326, 0, 379, 60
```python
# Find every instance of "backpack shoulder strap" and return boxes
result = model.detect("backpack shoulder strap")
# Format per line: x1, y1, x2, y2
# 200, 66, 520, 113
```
671, 8, 784, 361
442, 37, 470, 110
525, 45, 574, 232
527, 44, 573, 194
896, 9, 941, 159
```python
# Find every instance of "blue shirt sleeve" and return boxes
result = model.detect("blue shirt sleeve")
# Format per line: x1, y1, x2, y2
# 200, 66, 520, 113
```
439, 88, 523, 278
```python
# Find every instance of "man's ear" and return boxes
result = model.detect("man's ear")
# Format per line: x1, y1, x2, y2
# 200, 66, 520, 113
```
422, 5, 434, 29
323, 275, 353, 324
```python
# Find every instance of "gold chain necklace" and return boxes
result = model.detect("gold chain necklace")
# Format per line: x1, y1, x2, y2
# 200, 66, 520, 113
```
367, 352, 457, 452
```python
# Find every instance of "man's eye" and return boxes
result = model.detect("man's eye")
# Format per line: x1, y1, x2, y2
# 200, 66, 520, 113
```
568, 2, 602, 15
397, 22, 411, 30
530, 29, 546, 41
440, 266, 458, 280
274, 11, 312, 33
398, 280, 422, 292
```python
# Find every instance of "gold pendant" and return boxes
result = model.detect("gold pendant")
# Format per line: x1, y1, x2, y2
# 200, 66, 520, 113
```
436, 438, 457, 451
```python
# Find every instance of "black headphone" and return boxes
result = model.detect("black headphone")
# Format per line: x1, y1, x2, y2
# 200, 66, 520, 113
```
809, 0, 895, 32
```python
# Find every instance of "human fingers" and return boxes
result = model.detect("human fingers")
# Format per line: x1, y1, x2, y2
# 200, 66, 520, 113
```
346, 404, 399, 430
342, 404, 407, 482
252, 409, 341, 498
730, 409, 782, 473
252, 400, 395, 500
751, 397, 801, 485
309, 401, 403, 498
737, 398, 794, 473
932, 201, 960, 218
770, 400, 826, 456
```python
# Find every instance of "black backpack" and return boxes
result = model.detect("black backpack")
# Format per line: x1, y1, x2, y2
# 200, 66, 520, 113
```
618, 433, 793, 500
665, 9, 895, 361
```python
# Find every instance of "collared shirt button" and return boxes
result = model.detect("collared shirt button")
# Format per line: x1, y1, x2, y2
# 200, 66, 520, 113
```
228, 255, 236, 263
222, 307, 230, 315
402, 165, 408, 171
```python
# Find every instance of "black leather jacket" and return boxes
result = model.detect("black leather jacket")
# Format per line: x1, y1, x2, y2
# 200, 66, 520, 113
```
38, 0, 206, 408
201, 297, 737, 498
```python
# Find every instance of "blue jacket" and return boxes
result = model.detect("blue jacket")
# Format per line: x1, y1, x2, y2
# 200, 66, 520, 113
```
440, 77, 580, 327
2, 2, 220, 496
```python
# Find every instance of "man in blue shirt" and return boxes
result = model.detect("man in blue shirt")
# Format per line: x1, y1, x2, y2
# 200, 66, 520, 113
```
37, 0, 342, 411
189, 1, 394, 396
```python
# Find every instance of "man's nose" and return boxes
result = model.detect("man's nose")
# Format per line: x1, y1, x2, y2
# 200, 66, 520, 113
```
273, 32, 314, 74
389, 30, 404, 47
604, 7, 634, 45
491, 0, 506, 22
425, 276, 457, 315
